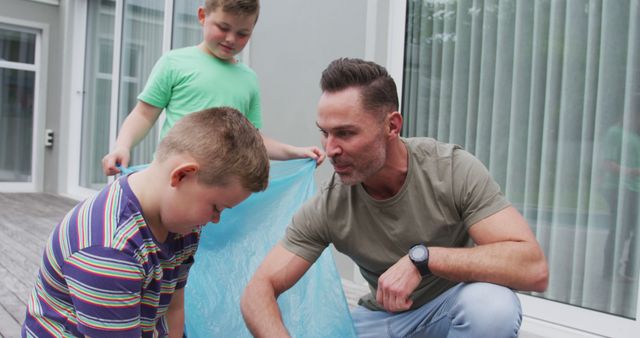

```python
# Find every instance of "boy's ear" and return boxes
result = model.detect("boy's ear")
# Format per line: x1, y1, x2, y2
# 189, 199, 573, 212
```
197, 7, 206, 24
170, 163, 199, 187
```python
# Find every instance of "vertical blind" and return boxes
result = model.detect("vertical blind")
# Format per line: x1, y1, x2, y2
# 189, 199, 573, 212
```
402, 0, 640, 318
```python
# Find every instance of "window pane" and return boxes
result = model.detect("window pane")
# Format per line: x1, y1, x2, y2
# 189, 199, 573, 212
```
98, 42, 113, 73
0, 25, 35, 64
80, 0, 115, 189
118, 0, 165, 166
402, 0, 640, 319
0, 68, 34, 182
172, 0, 202, 49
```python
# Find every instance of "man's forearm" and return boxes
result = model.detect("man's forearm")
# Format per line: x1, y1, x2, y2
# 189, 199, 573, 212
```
241, 279, 290, 338
429, 241, 548, 292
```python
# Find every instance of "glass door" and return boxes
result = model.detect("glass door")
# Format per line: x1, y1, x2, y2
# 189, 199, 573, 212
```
0, 23, 40, 191
396, 0, 640, 336
70, 0, 203, 197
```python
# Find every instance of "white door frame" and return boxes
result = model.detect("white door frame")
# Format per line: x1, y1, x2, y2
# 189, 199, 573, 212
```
386, 0, 640, 337
66, 0, 95, 199
0, 17, 49, 192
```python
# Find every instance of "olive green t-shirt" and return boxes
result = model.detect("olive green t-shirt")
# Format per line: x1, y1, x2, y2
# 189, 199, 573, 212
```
281, 137, 510, 311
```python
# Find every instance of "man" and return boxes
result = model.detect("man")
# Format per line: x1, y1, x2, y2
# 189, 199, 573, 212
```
241, 58, 549, 337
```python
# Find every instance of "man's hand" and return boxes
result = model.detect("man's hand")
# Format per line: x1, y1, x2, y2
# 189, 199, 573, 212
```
376, 255, 422, 312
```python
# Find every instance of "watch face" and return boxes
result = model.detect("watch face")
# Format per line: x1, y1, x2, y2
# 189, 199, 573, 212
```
411, 245, 428, 261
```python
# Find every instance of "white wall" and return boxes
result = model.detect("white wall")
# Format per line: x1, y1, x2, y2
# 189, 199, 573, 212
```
251, 0, 367, 177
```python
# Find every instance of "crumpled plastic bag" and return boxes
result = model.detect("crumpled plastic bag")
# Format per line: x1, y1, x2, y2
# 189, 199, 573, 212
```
184, 159, 357, 337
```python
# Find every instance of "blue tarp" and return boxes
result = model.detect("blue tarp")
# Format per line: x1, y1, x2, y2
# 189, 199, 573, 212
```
183, 159, 357, 337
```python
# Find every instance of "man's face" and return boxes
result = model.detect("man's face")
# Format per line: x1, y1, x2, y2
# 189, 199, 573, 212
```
198, 7, 256, 61
316, 87, 387, 185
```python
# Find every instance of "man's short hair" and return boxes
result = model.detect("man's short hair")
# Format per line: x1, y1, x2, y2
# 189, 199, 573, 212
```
320, 58, 399, 118
156, 107, 269, 192
204, 0, 259, 17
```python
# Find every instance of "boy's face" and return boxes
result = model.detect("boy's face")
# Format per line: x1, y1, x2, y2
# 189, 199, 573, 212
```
160, 173, 251, 235
198, 7, 257, 61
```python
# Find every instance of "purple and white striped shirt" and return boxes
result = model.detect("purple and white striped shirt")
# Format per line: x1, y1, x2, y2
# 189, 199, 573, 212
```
22, 175, 200, 337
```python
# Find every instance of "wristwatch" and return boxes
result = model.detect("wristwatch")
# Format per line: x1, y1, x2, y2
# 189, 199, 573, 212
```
409, 244, 431, 277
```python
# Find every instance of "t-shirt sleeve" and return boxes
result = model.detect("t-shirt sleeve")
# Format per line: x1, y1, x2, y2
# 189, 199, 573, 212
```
280, 195, 330, 263
174, 256, 195, 290
175, 231, 200, 290
246, 75, 263, 129
137, 54, 172, 109
63, 246, 144, 337
451, 149, 510, 228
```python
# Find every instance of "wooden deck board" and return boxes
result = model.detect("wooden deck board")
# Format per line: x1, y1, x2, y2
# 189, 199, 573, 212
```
0, 303, 22, 338
0, 192, 77, 337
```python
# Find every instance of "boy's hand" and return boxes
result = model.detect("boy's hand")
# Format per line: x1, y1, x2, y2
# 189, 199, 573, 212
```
102, 146, 131, 176
299, 146, 326, 166
260, 133, 325, 165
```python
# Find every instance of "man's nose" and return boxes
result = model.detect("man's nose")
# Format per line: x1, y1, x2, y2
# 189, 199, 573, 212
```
324, 136, 342, 158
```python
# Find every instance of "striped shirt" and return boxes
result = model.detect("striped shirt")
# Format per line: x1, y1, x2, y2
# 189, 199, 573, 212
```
22, 175, 200, 337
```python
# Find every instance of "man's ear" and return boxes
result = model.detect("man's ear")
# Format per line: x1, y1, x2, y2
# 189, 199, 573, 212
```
170, 163, 199, 187
387, 111, 403, 138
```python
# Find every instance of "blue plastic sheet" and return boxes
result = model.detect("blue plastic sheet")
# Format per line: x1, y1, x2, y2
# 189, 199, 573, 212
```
183, 159, 356, 337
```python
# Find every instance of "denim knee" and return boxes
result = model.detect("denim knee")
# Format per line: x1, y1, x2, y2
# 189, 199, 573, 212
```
449, 283, 522, 338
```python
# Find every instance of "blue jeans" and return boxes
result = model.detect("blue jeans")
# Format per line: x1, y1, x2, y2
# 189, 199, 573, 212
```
351, 282, 522, 338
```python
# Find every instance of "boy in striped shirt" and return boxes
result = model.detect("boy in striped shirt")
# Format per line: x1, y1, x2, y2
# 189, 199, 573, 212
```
23, 107, 270, 337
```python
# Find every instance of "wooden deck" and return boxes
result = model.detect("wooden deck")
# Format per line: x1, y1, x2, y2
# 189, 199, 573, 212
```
0, 192, 78, 338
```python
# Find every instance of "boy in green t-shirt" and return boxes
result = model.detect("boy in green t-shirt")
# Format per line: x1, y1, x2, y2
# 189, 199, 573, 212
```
102, 0, 324, 175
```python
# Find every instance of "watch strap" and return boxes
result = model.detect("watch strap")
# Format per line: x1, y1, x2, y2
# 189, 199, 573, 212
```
414, 260, 430, 277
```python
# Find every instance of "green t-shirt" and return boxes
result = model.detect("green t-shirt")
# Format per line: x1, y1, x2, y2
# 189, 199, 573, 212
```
281, 137, 510, 311
601, 125, 640, 192
138, 46, 262, 139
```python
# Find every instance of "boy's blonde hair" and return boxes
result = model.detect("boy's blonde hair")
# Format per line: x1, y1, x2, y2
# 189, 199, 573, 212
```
156, 107, 269, 192
204, 0, 259, 17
